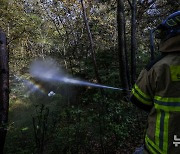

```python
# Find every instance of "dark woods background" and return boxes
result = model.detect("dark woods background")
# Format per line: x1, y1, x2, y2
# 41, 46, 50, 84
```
0, 0, 179, 153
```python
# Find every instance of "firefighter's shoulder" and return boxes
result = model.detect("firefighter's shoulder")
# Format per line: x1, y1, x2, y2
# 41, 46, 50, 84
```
145, 53, 168, 71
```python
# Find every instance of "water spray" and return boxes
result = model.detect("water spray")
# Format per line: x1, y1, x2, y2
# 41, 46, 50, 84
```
29, 58, 129, 91
13, 75, 45, 95
53, 76, 125, 90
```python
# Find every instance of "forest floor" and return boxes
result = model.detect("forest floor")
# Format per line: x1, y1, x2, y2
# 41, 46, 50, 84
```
5, 78, 147, 154
5, 97, 146, 154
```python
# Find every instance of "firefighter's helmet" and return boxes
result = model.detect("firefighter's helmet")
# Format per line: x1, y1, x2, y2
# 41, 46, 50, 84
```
155, 11, 180, 41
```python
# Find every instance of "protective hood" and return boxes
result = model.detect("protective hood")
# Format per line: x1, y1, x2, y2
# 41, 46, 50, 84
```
159, 35, 180, 52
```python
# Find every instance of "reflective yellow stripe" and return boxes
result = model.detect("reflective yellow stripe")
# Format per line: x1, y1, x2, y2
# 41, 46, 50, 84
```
146, 142, 157, 154
132, 84, 152, 105
154, 112, 169, 153
155, 96, 180, 102
170, 65, 180, 81
132, 89, 152, 105
154, 96, 180, 111
134, 84, 151, 99
153, 109, 170, 153
154, 104, 180, 111
163, 112, 169, 153
155, 110, 161, 146
145, 135, 163, 154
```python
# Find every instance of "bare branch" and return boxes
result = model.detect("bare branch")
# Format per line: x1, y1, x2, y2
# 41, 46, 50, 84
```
127, 0, 133, 9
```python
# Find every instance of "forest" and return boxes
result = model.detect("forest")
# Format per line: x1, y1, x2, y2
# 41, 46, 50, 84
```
0, 0, 179, 153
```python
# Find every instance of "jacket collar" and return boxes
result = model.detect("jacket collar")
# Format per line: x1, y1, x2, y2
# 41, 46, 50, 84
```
159, 35, 180, 52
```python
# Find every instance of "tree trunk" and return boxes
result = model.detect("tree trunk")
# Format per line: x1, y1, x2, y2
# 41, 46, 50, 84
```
80, 3, 105, 154
131, 0, 137, 85
80, 0, 101, 84
0, 30, 9, 154
124, 14, 131, 88
117, 0, 129, 94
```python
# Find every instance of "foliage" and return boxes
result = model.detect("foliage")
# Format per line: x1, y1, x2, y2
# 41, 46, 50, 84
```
1, 0, 178, 153
32, 104, 49, 153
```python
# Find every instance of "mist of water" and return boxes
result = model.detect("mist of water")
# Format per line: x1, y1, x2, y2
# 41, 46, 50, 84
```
14, 75, 45, 95
29, 58, 126, 91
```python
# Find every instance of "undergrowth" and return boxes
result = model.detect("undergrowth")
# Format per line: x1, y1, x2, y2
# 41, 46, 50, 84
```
5, 83, 148, 154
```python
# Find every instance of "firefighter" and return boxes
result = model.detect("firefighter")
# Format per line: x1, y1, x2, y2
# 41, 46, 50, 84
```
131, 11, 180, 154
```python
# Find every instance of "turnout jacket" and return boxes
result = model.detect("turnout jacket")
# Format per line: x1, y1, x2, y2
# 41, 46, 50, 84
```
130, 35, 180, 154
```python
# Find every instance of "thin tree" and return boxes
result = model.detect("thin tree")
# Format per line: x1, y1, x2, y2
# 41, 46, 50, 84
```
117, 0, 129, 95
80, 2, 106, 153
0, 30, 9, 154
129, 0, 137, 85
80, 0, 101, 84
124, 13, 131, 88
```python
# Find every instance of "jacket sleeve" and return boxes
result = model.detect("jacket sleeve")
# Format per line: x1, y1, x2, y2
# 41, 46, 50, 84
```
130, 68, 155, 112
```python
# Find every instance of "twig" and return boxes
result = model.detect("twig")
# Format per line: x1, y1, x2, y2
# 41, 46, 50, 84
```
127, 0, 133, 9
